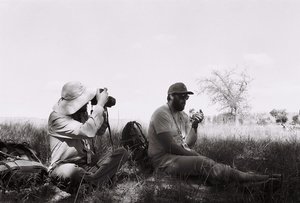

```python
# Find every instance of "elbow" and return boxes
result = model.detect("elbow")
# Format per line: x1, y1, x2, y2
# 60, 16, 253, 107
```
187, 142, 195, 148
78, 128, 97, 138
187, 137, 197, 148
165, 143, 181, 155
187, 135, 197, 148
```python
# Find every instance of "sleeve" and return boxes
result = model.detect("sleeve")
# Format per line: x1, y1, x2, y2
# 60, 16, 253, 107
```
152, 110, 173, 134
49, 106, 105, 139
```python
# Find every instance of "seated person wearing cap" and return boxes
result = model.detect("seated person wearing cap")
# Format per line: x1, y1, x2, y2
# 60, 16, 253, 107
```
48, 81, 129, 193
147, 82, 279, 184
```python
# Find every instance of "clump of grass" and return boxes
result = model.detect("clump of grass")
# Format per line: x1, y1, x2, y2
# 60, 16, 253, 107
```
200, 123, 299, 141
0, 122, 50, 164
195, 124, 300, 202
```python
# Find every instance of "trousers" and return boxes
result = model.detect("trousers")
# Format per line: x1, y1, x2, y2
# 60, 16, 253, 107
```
154, 153, 268, 184
50, 147, 129, 193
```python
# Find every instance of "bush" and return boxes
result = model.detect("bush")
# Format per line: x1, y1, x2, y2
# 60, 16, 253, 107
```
293, 115, 300, 124
270, 109, 288, 124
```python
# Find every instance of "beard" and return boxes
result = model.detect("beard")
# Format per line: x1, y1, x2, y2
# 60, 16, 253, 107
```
173, 99, 186, 111
71, 105, 88, 123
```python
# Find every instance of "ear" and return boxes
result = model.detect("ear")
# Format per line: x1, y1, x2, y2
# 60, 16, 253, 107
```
170, 95, 174, 100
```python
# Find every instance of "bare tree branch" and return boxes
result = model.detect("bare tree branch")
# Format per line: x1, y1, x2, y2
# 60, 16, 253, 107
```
196, 69, 251, 120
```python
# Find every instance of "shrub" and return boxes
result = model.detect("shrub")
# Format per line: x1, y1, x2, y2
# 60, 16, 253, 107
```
270, 109, 288, 124
292, 115, 300, 124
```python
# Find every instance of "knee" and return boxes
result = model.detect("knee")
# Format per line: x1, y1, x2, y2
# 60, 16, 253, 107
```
209, 163, 232, 182
50, 163, 86, 193
210, 164, 226, 180
50, 163, 85, 181
163, 158, 181, 175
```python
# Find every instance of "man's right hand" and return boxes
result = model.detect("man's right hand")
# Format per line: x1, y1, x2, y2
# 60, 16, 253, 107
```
96, 88, 109, 107
191, 110, 204, 129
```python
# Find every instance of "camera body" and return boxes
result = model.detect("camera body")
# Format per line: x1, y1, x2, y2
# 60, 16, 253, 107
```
91, 88, 116, 108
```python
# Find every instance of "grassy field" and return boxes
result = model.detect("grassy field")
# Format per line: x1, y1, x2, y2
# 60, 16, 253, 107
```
0, 121, 300, 202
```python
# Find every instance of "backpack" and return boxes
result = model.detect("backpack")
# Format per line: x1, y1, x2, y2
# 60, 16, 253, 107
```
121, 121, 150, 167
0, 141, 48, 192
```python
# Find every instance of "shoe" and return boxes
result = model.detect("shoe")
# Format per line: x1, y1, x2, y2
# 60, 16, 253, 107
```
268, 173, 281, 181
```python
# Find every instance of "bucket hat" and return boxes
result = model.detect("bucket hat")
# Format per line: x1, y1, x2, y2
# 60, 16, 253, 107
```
53, 81, 96, 115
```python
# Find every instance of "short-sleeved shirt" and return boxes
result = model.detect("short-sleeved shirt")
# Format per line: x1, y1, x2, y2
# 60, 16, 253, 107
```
147, 104, 191, 161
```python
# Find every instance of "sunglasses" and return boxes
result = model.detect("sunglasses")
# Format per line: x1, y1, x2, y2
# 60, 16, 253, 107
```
174, 94, 189, 100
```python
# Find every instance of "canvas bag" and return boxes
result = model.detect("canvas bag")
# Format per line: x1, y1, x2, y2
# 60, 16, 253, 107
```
0, 141, 48, 192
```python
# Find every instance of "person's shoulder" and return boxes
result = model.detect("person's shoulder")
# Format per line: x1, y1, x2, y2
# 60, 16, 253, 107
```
48, 111, 70, 125
49, 111, 62, 120
151, 104, 171, 121
153, 104, 169, 116
48, 111, 57, 122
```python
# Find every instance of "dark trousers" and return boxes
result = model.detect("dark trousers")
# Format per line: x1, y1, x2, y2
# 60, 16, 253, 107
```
50, 148, 129, 193
154, 153, 269, 184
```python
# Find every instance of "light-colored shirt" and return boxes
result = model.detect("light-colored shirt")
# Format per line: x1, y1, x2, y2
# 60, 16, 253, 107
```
48, 105, 107, 171
147, 104, 191, 160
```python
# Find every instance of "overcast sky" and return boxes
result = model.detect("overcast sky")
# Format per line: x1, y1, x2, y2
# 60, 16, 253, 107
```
0, 0, 299, 122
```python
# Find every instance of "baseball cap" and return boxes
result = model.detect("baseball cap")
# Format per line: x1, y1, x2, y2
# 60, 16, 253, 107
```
167, 82, 194, 95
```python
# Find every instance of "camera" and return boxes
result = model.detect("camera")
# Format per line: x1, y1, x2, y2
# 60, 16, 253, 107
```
91, 88, 116, 108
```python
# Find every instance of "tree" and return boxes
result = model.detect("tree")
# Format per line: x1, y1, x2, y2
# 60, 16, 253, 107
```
270, 109, 288, 124
196, 69, 251, 123
292, 115, 299, 124
292, 110, 300, 125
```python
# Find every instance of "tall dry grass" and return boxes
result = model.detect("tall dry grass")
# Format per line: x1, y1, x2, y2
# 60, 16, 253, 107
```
0, 121, 300, 202
195, 123, 300, 202
0, 121, 50, 163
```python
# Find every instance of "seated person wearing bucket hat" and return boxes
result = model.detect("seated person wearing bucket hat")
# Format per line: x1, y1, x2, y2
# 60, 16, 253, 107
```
48, 81, 129, 193
147, 82, 280, 184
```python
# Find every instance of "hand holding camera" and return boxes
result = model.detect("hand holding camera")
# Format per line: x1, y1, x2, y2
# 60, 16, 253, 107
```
96, 88, 108, 107
190, 109, 204, 129
91, 88, 116, 108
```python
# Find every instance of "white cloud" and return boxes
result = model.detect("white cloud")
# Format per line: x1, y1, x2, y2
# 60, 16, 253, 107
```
243, 53, 274, 66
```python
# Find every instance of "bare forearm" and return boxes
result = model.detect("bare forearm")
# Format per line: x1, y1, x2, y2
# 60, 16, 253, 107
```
167, 142, 198, 156
156, 132, 198, 156
186, 128, 198, 148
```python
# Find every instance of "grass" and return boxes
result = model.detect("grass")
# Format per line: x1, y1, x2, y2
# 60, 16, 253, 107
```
0, 121, 50, 163
0, 121, 300, 202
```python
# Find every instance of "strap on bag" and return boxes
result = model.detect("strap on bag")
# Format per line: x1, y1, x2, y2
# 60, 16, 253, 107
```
132, 121, 148, 148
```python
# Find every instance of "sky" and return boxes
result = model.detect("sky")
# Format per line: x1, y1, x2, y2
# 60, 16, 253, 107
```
0, 0, 299, 123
